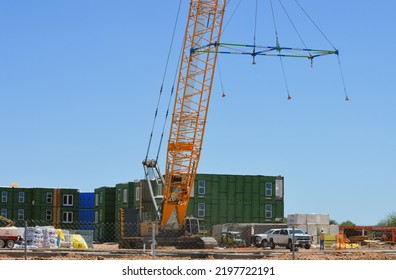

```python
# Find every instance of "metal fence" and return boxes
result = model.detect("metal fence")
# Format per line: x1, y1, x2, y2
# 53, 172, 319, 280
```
5, 220, 394, 254
338, 226, 396, 249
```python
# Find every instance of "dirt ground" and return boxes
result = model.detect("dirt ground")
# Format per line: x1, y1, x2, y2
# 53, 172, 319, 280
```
1, 242, 396, 260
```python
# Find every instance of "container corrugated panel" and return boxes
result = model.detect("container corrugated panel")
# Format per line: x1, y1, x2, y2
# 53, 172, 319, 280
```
9, 206, 33, 221
79, 192, 95, 209
140, 179, 160, 204
115, 183, 128, 203
31, 188, 53, 206
10, 187, 32, 206
94, 187, 116, 223
121, 208, 139, 237
128, 181, 137, 206
32, 206, 48, 221
96, 186, 116, 202
79, 209, 94, 228
189, 173, 285, 228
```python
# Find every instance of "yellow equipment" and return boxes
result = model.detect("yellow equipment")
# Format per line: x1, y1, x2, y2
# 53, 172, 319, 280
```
0, 215, 15, 227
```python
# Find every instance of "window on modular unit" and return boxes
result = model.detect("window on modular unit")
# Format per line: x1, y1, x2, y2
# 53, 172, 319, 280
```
157, 181, 163, 196
19, 192, 25, 203
94, 211, 99, 223
1, 208, 7, 218
123, 189, 128, 203
265, 182, 273, 196
46, 210, 52, 221
63, 194, 74, 206
198, 203, 205, 217
135, 186, 140, 201
275, 177, 284, 199
198, 180, 206, 195
62, 212, 73, 223
18, 209, 25, 220
265, 204, 273, 218
100, 193, 103, 204
1, 191, 7, 203
46, 192, 53, 203
95, 193, 99, 206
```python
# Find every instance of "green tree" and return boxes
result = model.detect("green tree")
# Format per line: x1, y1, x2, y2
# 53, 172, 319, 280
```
329, 219, 338, 225
340, 220, 355, 226
377, 212, 396, 226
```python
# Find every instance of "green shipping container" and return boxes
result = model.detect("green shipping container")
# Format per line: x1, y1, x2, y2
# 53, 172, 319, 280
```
187, 174, 284, 230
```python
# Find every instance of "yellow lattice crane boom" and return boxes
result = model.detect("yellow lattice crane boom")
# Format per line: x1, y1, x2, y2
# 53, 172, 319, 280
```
161, 0, 226, 230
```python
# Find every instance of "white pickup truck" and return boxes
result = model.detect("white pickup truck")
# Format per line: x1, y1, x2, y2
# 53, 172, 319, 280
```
267, 228, 312, 249
251, 229, 276, 248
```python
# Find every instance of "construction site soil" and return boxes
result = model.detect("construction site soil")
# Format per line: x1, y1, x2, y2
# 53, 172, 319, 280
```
1, 242, 396, 260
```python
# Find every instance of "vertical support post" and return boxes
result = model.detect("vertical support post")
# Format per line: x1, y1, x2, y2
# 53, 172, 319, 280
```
292, 225, 295, 260
24, 220, 27, 260
151, 223, 156, 260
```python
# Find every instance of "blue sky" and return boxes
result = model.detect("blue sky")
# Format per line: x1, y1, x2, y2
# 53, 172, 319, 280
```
1, 1, 395, 226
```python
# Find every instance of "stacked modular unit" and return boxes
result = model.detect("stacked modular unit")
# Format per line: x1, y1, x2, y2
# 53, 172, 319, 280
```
31, 188, 56, 223
57, 188, 80, 229
94, 186, 116, 242
0, 187, 80, 228
115, 182, 129, 238
0, 187, 33, 223
140, 179, 158, 223
79, 192, 94, 230
119, 208, 140, 238
117, 181, 150, 240
115, 183, 131, 212
187, 174, 284, 231
129, 180, 141, 210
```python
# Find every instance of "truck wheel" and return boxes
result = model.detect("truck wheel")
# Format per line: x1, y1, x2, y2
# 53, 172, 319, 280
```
261, 239, 268, 248
287, 239, 292, 249
304, 244, 311, 249
269, 240, 275, 249
0, 240, 5, 248
6, 239, 15, 249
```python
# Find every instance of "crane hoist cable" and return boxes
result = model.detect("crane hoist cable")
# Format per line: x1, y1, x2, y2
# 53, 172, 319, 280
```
216, 57, 227, 97
156, 49, 183, 163
270, 0, 292, 100
145, 0, 183, 163
293, 0, 349, 101
252, 0, 258, 65
222, 0, 242, 34
277, 0, 310, 56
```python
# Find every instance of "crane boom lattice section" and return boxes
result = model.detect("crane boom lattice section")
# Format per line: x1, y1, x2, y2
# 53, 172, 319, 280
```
161, 0, 226, 230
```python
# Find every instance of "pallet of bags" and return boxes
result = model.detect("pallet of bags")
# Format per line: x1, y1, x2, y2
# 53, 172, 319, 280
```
41, 226, 58, 248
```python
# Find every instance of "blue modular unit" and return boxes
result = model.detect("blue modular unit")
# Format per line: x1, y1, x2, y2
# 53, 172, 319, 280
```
79, 192, 94, 230
79, 209, 94, 230
79, 192, 95, 209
